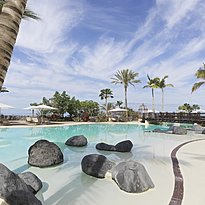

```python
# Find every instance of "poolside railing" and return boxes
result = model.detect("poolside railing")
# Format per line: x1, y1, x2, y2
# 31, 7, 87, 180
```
143, 112, 205, 125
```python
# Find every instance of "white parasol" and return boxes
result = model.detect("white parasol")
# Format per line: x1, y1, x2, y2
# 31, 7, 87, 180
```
0, 102, 14, 115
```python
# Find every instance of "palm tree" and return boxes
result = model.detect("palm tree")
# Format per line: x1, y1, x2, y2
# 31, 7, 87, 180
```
143, 75, 160, 112
111, 69, 141, 109
99, 88, 114, 118
0, 0, 40, 90
192, 63, 205, 93
158, 75, 174, 112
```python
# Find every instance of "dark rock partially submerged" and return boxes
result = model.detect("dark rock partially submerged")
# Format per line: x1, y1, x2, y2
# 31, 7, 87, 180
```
153, 126, 187, 135
28, 140, 64, 168
0, 163, 42, 205
111, 160, 154, 193
96, 140, 133, 152
18, 172, 42, 194
81, 154, 115, 178
65, 135, 88, 147
96, 143, 116, 151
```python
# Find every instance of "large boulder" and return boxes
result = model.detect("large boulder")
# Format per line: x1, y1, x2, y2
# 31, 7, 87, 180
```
111, 161, 154, 193
96, 140, 133, 152
0, 163, 42, 205
28, 140, 64, 168
172, 126, 187, 135
192, 124, 204, 134
81, 154, 115, 178
65, 135, 88, 147
18, 172, 42, 194
95, 143, 116, 151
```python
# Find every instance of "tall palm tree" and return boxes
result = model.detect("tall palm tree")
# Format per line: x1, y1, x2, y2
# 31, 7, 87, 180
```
158, 75, 174, 112
192, 63, 205, 93
99, 88, 114, 118
0, 0, 40, 90
111, 69, 141, 109
143, 75, 160, 113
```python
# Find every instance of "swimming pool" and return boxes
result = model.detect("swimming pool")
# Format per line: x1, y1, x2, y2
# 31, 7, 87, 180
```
0, 123, 203, 205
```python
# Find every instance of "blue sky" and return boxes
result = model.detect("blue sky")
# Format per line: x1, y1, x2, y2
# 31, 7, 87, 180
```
1, 0, 205, 114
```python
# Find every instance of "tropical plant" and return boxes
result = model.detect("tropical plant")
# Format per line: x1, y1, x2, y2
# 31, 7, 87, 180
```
80, 100, 99, 116
192, 63, 205, 93
178, 103, 200, 113
143, 75, 160, 112
157, 75, 174, 112
192, 104, 200, 111
111, 69, 141, 109
0, 0, 40, 90
99, 88, 114, 118
116, 100, 123, 108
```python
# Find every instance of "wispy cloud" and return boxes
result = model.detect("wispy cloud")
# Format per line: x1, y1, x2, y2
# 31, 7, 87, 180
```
2, 0, 205, 113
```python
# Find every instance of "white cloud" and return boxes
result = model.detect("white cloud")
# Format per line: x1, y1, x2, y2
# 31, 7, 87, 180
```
2, 0, 205, 113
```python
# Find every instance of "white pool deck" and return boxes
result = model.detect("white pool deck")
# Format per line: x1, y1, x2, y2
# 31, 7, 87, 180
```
1, 121, 205, 205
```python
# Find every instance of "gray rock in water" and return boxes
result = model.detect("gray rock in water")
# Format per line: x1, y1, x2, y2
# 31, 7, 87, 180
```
172, 126, 187, 135
95, 143, 116, 151
0, 163, 42, 205
153, 128, 166, 133
81, 154, 115, 178
115, 140, 133, 152
65, 135, 88, 147
18, 172, 42, 194
28, 140, 64, 168
192, 124, 204, 134
96, 140, 133, 152
202, 129, 205, 134
111, 160, 154, 193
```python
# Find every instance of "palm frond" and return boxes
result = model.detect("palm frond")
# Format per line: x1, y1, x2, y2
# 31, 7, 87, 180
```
192, 81, 205, 93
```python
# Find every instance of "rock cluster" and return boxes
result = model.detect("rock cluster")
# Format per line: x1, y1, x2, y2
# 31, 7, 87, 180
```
81, 154, 154, 193
0, 164, 42, 205
153, 126, 187, 135
96, 140, 133, 152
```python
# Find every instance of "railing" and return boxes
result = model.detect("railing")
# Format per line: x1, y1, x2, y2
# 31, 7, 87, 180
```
142, 112, 205, 125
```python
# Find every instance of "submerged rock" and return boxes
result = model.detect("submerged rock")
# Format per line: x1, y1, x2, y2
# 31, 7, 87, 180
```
0, 163, 42, 205
111, 160, 154, 193
96, 140, 133, 152
28, 139, 64, 168
81, 154, 115, 178
65, 135, 88, 147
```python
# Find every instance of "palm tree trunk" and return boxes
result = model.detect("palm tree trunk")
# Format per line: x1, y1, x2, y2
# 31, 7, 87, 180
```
124, 86, 128, 109
105, 97, 108, 120
162, 88, 164, 112
152, 88, 155, 112
0, 0, 27, 89
124, 86, 128, 121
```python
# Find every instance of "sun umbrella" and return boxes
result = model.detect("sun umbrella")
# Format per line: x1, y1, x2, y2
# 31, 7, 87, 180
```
0, 102, 14, 115
24, 105, 56, 117
34, 105, 57, 110
109, 108, 127, 112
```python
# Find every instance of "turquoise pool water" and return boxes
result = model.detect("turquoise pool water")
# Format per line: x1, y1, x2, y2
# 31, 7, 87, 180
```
0, 124, 165, 170
0, 123, 198, 205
